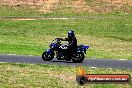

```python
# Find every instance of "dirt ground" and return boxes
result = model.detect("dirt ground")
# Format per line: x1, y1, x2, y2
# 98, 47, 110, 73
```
0, 0, 131, 13
101, 0, 132, 6
0, 0, 89, 13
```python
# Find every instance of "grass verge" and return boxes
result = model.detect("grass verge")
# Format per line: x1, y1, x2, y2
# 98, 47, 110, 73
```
0, 63, 132, 88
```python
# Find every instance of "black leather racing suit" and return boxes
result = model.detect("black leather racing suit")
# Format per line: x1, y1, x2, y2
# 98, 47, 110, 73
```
63, 36, 77, 59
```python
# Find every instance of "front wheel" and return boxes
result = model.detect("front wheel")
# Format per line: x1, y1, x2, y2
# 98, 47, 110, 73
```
72, 52, 84, 63
42, 52, 54, 61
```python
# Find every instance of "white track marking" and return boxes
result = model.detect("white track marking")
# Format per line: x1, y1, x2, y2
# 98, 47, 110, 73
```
8, 54, 17, 55
12, 18, 36, 21
41, 17, 76, 20
107, 68, 112, 69
7, 54, 34, 56
1, 17, 77, 20
91, 67, 96, 69
119, 59, 127, 60
0, 62, 7, 63
27, 55, 34, 56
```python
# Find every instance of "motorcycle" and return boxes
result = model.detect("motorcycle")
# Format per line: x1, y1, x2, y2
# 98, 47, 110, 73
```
42, 38, 89, 63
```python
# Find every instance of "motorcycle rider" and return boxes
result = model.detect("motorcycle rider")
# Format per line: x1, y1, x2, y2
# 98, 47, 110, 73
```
60, 30, 77, 61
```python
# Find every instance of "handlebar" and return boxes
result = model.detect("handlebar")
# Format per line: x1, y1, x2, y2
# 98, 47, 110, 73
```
55, 38, 63, 40
51, 38, 62, 43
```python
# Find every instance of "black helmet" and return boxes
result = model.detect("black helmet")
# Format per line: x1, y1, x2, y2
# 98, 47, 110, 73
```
68, 30, 74, 38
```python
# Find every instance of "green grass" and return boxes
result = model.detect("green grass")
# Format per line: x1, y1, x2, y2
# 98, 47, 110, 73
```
0, 63, 132, 88
0, 5, 42, 16
0, 17, 132, 59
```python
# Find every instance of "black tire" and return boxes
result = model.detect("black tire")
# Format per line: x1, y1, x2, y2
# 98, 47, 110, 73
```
76, 75, 87, 85
42, 52, 54, 61
72, 52, 84, 63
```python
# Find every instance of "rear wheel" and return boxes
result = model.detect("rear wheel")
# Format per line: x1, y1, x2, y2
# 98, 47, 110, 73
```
42, 52, 54, 61
72, 52, 84, 63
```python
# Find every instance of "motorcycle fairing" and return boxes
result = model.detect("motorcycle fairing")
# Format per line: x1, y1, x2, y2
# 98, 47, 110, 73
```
77, 45, 89, 54
46, 49, 53, 54
50, 43, 57, 48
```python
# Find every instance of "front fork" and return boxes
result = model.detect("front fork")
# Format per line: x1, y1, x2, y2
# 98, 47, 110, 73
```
56, 51, 65, 60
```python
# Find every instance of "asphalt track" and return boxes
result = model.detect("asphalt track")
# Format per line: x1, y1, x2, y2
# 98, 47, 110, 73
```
0, 54, 132, 70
